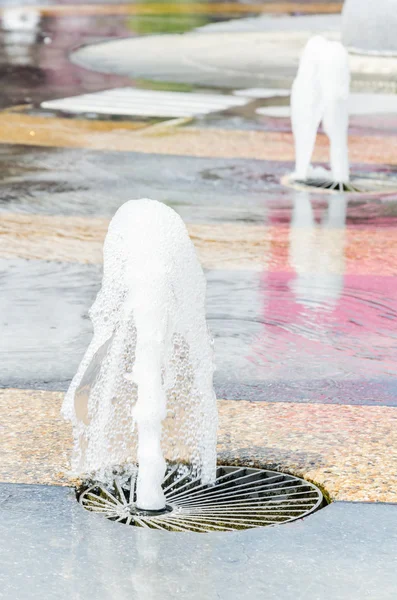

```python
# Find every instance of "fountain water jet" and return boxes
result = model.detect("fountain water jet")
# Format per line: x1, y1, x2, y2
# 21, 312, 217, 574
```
291, 35, 350, 185
62, 199, 218, 511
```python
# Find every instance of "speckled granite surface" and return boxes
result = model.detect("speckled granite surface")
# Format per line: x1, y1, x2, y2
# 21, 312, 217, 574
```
1, 213, 396, 275
1, 113, 397, 164
1, 389, 396, 502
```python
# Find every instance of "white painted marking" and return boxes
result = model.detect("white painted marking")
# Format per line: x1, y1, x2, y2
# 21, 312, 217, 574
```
234, 88, 290, 98
256, 106, 291, 118
256, 93, 397, 119
41, 87, 249, 118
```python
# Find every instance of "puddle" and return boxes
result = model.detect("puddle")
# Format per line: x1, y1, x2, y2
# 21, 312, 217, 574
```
207, 268, 397, 405
0, 259, 100, 389
0, 146, 289, 219
2, 257, 396, 406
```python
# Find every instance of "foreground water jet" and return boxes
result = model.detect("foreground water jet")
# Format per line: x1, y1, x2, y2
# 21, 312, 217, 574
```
291, 35, 350, 184
62, 199, 218, 511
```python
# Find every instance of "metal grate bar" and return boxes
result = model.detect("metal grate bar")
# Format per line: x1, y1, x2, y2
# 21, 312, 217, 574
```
79, 465, 324, 533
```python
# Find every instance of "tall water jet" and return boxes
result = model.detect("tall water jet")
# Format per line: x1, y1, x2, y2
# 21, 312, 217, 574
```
291, 35, 350, 185
62, 199, 218, 511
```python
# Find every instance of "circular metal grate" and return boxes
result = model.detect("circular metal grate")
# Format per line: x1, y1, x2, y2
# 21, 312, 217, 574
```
282, 173, 397, 195
79, 465, 324, 532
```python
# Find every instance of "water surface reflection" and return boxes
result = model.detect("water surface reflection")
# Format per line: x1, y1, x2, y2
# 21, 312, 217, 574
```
289, 191, 347, 310
238, 191, 397, 404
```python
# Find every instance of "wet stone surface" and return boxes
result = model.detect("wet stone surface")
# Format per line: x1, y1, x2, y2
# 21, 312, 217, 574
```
0, 484, 396, 600
0, 258, 99, 389
0, 145, 287, 221
0, 145, 397, 223
0, 9, 134, 109
2, 389, 397, 501
1, 259, 396, 405
0, 2, 397, 594
0, 143, 396, 403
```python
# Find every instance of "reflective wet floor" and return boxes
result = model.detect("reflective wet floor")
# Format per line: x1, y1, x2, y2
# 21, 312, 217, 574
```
1, 484, 397, 600
1, 0, 397, 503
1, 145, 396, 405
1, 3, 397, 597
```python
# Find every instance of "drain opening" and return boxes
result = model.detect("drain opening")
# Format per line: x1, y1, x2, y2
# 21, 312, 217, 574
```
78, 465, 324, 533
282, 173, 397, 195
294, 178, 361, 192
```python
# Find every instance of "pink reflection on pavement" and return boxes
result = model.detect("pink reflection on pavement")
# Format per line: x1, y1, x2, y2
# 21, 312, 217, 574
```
251, 192, 397, 392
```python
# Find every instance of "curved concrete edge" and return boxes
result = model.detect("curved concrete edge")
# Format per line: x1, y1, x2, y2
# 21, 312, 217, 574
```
69, 29, 331, 89
1, 483, 397, 599
342, 0, 397, 56
71, 26, 397, 90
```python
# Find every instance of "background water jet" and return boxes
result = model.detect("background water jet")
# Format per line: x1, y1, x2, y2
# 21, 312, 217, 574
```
291, 35, 350, 185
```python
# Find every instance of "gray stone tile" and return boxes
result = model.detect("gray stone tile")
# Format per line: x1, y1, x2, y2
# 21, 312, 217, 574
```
0, 483, 396, 600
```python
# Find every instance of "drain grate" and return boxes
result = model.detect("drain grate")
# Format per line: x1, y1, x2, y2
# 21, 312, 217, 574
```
294, 178, 362, 192
79, 465, 324, 532
282, 173, 397, 195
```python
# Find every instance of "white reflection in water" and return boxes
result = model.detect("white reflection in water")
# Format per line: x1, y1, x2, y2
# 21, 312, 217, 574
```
289, 191, 348, 310
2, 8, 40, 66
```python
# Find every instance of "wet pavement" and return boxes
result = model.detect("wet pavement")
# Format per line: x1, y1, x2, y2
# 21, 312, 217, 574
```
0, 2, 397, 597
1, 145, 396, 405
1, 484, 397, 600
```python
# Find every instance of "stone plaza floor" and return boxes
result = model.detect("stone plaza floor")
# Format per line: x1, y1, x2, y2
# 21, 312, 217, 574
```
0, 1, 396, 598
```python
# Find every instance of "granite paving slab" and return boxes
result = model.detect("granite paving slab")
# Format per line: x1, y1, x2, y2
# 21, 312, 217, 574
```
1, 389, 396, 502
